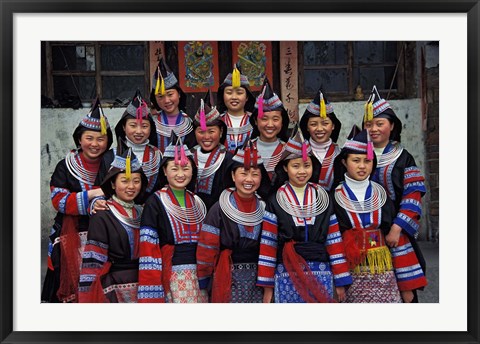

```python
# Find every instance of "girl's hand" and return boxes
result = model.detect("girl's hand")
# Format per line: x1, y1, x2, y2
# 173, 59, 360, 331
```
401, 290, 414, 303
262, 287, 273, 303
92, 199, 109, 214
335, 286, 346, 302
385, 224, 402, 248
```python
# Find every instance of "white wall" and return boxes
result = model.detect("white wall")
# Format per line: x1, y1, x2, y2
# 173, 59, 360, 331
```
41, 98, 426, 239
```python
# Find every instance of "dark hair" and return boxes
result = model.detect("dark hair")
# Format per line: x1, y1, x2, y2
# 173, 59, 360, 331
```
299, 111, 342, 143
271, 155, 321, 193
157, 156, 198, 193
149, 85, 187, 113
249, 107, 290, 142
226, 162, 272, 201
74, 126, 113, 151
216, 83, 255, 114
115, 114, 158, 148
192, 118, 228, 146
362, 110, 402, 143
102, 170, 148, 204
332, 150, 378, 190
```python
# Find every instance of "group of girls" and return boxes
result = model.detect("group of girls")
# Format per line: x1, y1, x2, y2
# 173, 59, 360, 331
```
41, 57, 427, 303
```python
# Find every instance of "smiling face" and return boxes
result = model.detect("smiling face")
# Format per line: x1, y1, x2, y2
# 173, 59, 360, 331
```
307, 117, 335, 144
155, 88, 181, 116
256, 110, 283, 143
223, 86, 248, 115
342, 153, 373, 181
194, 125, 222, 152
79, 130, 108, 161
231, 166, 262, 199
112, 172, 142, 202
284, 157, 313, 188
123, 118, 151, 145
163, 159, 193, 191
364, 117, 394, 148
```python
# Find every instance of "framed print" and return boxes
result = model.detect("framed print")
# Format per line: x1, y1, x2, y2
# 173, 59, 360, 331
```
2, 1, 480, 344
178, 41, 219, 92
231, 41, 273, 91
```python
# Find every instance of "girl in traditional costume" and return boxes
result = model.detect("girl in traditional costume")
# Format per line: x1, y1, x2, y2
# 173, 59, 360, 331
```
78, 148, 147, 302
41, 98, 113, 302
191, 89, 234, 211
362, 86, 428, 303
217, 63, 256, 154
299, 89, 342, 191
257, 128, 352, 303
249, 77, 288, 182
196, 142, 270, 302
94, 90, 161, 208
137, 138, 208, 303
150, 57, 196, 153
332, 127, 426, 302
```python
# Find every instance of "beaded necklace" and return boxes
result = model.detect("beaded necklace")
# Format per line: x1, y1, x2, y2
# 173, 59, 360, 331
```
219, 188, 265, 226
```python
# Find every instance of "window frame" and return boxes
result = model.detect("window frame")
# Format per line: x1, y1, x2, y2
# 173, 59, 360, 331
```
297, 41, 406, 102
45, 41, 150, 104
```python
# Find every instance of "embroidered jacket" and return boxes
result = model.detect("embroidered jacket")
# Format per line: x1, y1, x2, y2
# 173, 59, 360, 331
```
257, 182, 352, 288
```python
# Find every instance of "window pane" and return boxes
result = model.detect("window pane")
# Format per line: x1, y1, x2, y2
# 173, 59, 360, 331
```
384, 42, 398, 63
52, 45, 95, 71
355, 42, 385, 64
53, 76, 96, 101
303, 42, 347, 66
102, 76, 146, 100
101, 45, 144, 71
353, 66, 397, 90
304, 68, 348, 94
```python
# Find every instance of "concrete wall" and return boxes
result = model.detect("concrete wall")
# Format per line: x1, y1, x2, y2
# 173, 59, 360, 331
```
41, 99, 426, 241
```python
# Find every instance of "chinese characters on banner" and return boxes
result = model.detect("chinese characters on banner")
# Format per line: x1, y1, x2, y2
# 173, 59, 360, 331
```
231, 41, 273, 92
279, 42, 299, 124
149, 41, 165, 89
178, 41, 219, 93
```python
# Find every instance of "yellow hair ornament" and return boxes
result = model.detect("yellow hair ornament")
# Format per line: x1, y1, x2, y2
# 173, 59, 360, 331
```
367, 100, 374, 121
100, 114, 107, 136
319, 92, 327, 118
155, 74, 161, 95
125, 149, 132, 180
154, 67, 166, 96
232, 65, 241, 89
364, 94, 374, 123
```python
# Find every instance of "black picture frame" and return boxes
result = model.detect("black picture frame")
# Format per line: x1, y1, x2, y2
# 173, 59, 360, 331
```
2, 1, 479, 343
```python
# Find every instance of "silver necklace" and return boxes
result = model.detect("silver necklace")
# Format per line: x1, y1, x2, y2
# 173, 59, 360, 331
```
334, 181, 387, 213
276, 183, 330, 218
376, 143, 404, 167
159, 188, 206, 225
219, 188, 265, 226
65, 151, 97, 186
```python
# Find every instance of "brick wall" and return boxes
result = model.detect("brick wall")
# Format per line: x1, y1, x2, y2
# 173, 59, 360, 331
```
424, 43, 439, 241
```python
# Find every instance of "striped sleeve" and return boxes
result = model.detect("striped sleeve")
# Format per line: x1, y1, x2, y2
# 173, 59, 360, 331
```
393, 166, 426, 236
389, 233, 427, 291
256, 210, 278, 288
196, 222, 221, 289
325, 214, 352, 287
137, 198, 165, 303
